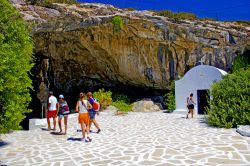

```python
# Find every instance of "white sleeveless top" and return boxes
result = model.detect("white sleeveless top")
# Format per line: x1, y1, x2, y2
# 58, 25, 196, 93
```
78, 100, 88, 113
187, 97, 194, 105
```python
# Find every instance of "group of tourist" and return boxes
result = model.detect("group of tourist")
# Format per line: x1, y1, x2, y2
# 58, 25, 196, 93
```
46, 90, 195, 141
47, 91, 101, 142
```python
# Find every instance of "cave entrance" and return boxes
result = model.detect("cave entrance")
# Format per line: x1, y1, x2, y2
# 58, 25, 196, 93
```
197, 89, 209, 114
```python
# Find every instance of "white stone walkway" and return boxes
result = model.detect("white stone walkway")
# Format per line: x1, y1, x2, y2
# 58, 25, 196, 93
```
0, 112, 250, 166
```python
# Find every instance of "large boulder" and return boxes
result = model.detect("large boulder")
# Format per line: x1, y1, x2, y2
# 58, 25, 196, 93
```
236, 125, 250, 137
132, 100, 161, 112
103, 105, 118, 114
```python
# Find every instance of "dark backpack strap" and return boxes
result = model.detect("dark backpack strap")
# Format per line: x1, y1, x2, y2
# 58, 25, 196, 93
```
81, 100, 87, 109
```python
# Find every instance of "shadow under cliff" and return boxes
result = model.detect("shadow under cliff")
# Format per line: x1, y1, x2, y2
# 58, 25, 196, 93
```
20, 54, 168, 130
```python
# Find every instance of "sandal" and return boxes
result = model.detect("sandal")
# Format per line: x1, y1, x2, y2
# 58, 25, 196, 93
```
86, 137, 92, 142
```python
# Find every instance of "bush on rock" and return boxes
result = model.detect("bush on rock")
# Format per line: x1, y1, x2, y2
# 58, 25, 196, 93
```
112, 93, 132, 112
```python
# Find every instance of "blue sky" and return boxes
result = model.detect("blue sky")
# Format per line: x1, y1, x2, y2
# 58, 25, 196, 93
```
79, 0, 250, 20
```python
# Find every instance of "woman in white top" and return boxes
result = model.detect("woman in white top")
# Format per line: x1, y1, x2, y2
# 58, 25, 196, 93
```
186, 93, 196, 119
76, 93, 92, 142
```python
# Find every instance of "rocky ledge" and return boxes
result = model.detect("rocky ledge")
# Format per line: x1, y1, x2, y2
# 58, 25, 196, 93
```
11, 0, 250, 105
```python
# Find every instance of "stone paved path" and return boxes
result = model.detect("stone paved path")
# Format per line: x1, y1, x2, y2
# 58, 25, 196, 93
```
1, 112, 250, 166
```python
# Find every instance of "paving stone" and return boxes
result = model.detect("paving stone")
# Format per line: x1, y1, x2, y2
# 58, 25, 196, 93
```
185, 159, 196, 164
91, 160, 113, 165
111, 161, 123, 165
231, 152, 243, 160
156, 163, 175, 166
214, 146, 235, 151
0, 112, 250, 166
233, 144, 249, 151
207, 158, 245, 164
53, 162, 61, 166
243, 155, 250, 162
167, 159, 183, 164
189, 153, 214, 160
113, 156, 131, 161
152, 149, 164, 157
138, 160, 160, 165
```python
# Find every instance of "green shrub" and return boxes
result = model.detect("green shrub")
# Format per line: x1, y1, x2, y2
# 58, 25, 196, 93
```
112, 93, 132, 112
154, 10, 197, 21
200, 17, 216, 21
27, 0, 77, 7
112, 100, 132, 112
0, 0, 34, 133
165, 81, 175, 113
175, 12, 197, 21
235, 20, 250, 26
125, 7, 135, 11
206, 68, 250, 128
232, 53, 250, 72
93, 89, 112, 109
112, 93, 130, 103
112, 15, 123, 32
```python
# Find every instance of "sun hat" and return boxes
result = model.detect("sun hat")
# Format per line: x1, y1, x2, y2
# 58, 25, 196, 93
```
59, 94, 64, 99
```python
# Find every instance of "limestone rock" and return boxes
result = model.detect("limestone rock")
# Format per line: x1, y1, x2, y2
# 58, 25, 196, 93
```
10, 1, 250, 106
37, 82, 48, 103
132, 100, 161, 112
103, 105, 119, 114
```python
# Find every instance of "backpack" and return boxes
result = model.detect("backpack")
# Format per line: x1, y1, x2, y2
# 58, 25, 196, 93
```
60, 101, 70, 114
92, 98, 100, 111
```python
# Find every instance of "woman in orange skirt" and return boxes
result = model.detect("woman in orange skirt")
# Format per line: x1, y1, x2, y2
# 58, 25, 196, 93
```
76, 93, 92, 142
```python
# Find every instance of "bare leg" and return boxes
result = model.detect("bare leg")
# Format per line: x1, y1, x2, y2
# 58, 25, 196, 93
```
186, 109, 190, 119
53, 117, 56, 130
191, 109, 194, 118
80, 123, 86, 139
89, 119, 93, 130
58, 117, 62, 133
64, 116, 68, 134
47, 118, 51, 130
86, 123, 92, 141
92, 119, 100, 130
86, 122, 90, 136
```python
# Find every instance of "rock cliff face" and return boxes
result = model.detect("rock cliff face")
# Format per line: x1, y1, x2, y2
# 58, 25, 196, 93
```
12, 0, 250, 105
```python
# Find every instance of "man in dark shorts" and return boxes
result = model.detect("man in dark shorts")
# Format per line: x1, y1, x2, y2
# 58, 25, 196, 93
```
186, 93, 196, 119
87, 92, 101, 133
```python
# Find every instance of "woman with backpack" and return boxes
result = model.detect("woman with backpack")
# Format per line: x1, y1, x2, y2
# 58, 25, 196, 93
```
58, 94, 70, 134
186, 93, 196, 119
87, 92, 101, 134
76, 93, 92, 142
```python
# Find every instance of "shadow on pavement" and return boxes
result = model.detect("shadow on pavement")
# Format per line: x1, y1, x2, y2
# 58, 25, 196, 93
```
76, 129, 95, 133
67, 137, 83, 141
0, 161, 8, 166
40, 128, 49, 131
0, 141, 9, 148
50, 132, 64, 135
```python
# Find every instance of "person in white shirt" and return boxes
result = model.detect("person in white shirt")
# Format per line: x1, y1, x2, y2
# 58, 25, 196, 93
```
47, 91, 58, 130
76, 93, 92, 142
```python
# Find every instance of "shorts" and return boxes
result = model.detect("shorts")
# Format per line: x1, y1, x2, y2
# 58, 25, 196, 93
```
78, 113, 89, 125
88, 109, 96, 119
188, 104, 194, 109
58, 114, 68, 118
47, 110, 57, 118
